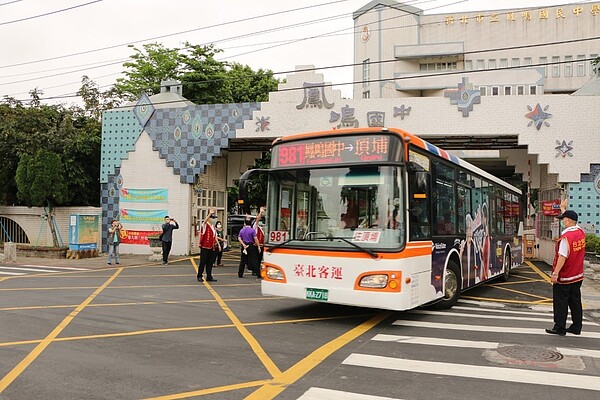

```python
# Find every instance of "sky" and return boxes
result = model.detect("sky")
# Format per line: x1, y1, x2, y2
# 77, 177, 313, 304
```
0, 0, 576, 105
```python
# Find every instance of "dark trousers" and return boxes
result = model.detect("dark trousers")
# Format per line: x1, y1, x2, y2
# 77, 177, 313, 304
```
161, 241, 172, 263
198, 247, 217, 280
216, 250, 223, 265
238, 245, 259, 277
552, 280, 583, 332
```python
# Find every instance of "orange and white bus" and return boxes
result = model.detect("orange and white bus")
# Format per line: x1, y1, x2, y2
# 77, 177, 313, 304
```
242, 127, 523, 310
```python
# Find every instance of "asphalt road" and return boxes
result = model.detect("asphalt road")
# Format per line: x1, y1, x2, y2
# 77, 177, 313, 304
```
1, 256, 599, 399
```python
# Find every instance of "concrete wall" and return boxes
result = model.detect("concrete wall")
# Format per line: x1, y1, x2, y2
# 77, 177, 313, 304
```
0, 205, 101, 248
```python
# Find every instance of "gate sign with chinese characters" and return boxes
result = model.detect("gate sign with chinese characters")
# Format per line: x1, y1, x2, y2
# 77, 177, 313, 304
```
271, 133, 403, 168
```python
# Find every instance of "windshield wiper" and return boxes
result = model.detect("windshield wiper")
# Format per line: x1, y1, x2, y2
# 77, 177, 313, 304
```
267, 239, 295, 251
329, 236, 379, 259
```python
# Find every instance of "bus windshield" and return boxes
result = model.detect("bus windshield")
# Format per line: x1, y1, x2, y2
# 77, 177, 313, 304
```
265, 165, 405, 250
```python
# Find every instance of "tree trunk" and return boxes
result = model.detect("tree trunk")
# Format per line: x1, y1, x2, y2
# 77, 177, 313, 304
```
46, 207, 60, 248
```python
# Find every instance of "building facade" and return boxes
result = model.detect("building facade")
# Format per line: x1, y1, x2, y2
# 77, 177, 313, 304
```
96, 1, 599, 266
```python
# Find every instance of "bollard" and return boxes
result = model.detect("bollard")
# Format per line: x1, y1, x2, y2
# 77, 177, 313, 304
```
4, 242, 17, 263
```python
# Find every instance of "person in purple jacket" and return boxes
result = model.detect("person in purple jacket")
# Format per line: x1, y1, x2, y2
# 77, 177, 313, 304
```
237, 218, 260, 278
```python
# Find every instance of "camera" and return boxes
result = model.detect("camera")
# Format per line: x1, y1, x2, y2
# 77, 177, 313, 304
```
211, 214, 218, 219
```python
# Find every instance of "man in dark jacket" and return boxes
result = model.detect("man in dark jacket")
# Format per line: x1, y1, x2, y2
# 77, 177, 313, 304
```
161, 216, 179, 265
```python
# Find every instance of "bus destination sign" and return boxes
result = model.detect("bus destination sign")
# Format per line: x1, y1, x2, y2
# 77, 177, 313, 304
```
272, 134, 400, 168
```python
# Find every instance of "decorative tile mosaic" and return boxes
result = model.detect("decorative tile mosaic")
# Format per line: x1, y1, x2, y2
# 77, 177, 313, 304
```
100, 110, 144, 183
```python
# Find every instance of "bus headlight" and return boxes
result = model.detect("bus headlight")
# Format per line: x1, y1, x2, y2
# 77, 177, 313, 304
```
266, 265, 285, 281
359, 274, 389, 288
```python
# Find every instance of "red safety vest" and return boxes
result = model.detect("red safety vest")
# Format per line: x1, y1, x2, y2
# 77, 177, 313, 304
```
199, 222, 218, 250
255, 224, 264, 245
552, 226, 585, 284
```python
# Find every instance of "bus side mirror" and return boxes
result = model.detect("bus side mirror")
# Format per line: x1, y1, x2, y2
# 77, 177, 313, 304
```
238, 169, 269, 214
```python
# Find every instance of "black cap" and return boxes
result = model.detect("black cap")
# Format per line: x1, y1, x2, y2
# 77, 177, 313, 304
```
557, 210, 578, 222
164, 215, 170, 219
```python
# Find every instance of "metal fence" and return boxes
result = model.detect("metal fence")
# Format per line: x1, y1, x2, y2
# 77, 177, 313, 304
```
0, 217, 30, 244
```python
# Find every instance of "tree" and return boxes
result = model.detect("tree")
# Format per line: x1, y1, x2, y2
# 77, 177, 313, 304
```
113, 42, 279, 104
114, 43, 182, 101
15, 149, 68, 246
228, 63, 279, 103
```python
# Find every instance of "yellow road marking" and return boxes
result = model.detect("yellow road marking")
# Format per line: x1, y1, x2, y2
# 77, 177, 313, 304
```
144, 379, 271, 400
246, 312, 391, 400
525, 260, 552, 283
191, 257, 282, 377
0, 268, 122, 394
485, 283, 551, 301
0, 296, 276, 312
489, 278, 546, 285
0, 313, 374, 348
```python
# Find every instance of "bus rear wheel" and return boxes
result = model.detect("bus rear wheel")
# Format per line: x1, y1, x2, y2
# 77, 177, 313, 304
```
432, 261, 461, 310
500, 251, 511, 282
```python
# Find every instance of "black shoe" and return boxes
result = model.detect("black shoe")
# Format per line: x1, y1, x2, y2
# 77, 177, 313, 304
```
566, 326, 581, 335
238, 275, 244, 278
545, 328, 566, 336
206, 278, 217, 282
197, 277, 203, 282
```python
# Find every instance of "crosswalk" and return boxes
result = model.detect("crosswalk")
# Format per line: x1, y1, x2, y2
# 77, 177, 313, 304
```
0, 264, 89, 276
297, 301, 600, 400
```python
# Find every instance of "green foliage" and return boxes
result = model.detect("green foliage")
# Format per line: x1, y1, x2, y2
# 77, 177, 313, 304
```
114, 42, 280, 104
0, 80, 107, 206
16, 149, 68, 207
586, 234, 600, 253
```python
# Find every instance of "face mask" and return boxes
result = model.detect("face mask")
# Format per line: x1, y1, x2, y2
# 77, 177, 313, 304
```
216, 224, 222, 228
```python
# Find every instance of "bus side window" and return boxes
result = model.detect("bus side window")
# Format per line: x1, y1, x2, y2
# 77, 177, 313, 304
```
408, 168, 431, 240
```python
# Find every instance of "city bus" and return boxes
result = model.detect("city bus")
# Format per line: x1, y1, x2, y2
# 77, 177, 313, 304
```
240, 127, 523, 311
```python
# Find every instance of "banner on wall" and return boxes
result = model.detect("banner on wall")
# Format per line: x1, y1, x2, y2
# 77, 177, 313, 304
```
120, 188, 168, 203
541, 199, 561, 216
120, 230, 162, 245
120, 209, 167, 224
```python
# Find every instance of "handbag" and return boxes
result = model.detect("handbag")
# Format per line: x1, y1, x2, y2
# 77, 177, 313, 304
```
222, 240, 229, 252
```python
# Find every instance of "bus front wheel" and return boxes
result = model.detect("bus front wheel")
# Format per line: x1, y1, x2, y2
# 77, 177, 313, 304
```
432, 261, 461, 310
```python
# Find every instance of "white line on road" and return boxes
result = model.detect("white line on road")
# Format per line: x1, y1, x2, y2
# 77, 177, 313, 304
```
19, 265, 89, 271
392, 320, 600, 338
0, 266, 64, 273
0, 270, 25, 276
372, 334, 600, 359
411, 309, 553, 323
343, 354, 600, 391
297, 387, 401, 400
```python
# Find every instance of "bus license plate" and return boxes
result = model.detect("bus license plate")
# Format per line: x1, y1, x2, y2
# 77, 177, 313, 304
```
306, 288, 329, 301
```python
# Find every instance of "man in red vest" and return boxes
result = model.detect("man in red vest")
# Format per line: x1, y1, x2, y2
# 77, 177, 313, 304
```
545, 203, 586, 336
197, 208, 220, 282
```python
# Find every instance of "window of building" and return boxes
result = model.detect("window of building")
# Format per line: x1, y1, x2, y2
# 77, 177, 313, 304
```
476, 59, 485, 70
524, 57, 532, 66
492, 86, 499, 96
511, 58, 520, 67
591, 54, 599, 75
479, 86, 487, 96
539, 56, 548, 77
362, 59, 370, 87
500, 58, 508, 68
564, 55, 573, 77
529, 85, 537, 95
577, 55, 585, 76
465, 60, 473, 70
488, 59, 496, 69
362, 90, 370, 99
504, 86, 512, 95
420, 62, 458, 71
517, 85, 524, 95
552, 56, 560, 77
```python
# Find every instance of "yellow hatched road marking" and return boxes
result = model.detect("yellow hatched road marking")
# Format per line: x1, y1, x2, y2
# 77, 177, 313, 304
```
0, 268, 122, 394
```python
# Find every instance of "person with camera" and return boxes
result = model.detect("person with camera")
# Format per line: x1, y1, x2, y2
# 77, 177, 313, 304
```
197, 209, 220, 282
107, 219, 123, 265
160, 215, 179, 265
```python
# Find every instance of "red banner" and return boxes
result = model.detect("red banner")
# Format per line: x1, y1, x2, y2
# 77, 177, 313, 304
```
542, 199, 561, 216
120, 230, 162, 245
